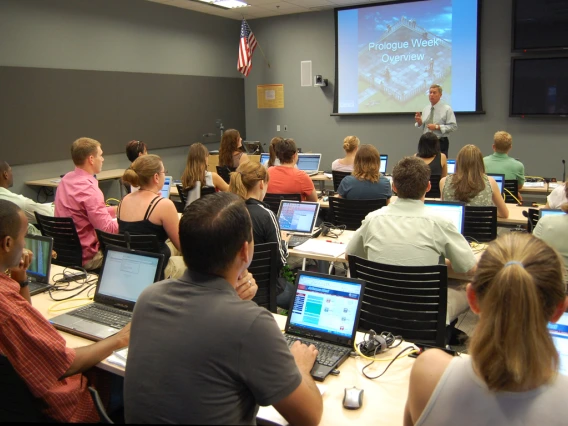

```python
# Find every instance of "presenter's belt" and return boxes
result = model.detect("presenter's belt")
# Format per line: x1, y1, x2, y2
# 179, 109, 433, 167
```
439, 137, 449, 157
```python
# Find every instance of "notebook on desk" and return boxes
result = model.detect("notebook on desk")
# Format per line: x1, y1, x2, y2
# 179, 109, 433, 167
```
24, 234, 54, 296
50, 246, 164, 341
424, 200, 465, 234
284, 271, 365, 381
277, 200, 321, 248
297, 153, 322, 176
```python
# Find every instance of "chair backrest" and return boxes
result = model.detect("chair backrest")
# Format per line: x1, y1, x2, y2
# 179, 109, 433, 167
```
328, 197, 387, 231
216, 166, 233, 184
463, 205, 497, 242
331, 170, 351, 192
263, 193, 302, 215
526, 207, 540, 233
34, 212, 83, 268
426, 175, 442, 198
175, 184, 187, 206
88, 387, 114, 424
0, 355, 52, 422
348, 256, 447, 347
504, 179, 519, 203
95, 229, 161, 254
200, 186, 216, 197
248, 242, 278, 313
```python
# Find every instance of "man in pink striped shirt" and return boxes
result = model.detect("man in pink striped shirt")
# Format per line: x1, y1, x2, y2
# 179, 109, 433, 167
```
55, 137, 118, 269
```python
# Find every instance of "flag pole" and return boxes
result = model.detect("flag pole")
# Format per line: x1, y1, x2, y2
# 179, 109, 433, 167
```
243, 17, 270, 68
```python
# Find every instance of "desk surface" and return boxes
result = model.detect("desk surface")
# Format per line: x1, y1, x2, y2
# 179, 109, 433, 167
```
25, 168, 126, 188
35, 265, 414, 426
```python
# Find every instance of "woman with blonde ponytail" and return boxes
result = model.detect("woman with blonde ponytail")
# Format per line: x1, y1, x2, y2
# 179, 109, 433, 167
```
404, 233, 568, 426
229, 161, 294, 308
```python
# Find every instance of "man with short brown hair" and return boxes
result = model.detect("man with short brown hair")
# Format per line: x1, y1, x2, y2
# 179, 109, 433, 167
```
55, 137, 118, 269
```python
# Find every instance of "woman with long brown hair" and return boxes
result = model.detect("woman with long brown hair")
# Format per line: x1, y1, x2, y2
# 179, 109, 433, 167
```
181, 143, 228, 207
265, 136, 283, 168
218, 129, 248, 169
405, 233, 568, 426
337, 144, 392, 201
440, 144, 509, 218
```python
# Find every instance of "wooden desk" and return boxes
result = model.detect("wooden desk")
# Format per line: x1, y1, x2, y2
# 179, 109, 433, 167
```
311, 173, 332, 191
520, 181, 564, 195
36, 266, 414, 426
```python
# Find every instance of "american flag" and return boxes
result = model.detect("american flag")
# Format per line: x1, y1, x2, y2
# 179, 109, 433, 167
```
238, 20, 257, 77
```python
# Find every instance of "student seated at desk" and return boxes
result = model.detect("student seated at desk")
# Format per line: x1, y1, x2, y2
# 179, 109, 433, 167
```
0, 160, 53, 235
119, 155, 185, 279
267, 138, 318, 202
124, 193, 322, 425
483, 131, 525, 198
546, 182, 568, 209
337, 144, 392, 202
405, 233, 568, 426
331, 135, 359, 172
229, 161, 295, 309
123, 140, 148, 193
264, 136, 283, 167
415, 133, 447, 178
181, 142, 228, 207
440, 145, 509, 218
219, 128, 249, 169
0, 200, 130, 422
346, 157, 477, 324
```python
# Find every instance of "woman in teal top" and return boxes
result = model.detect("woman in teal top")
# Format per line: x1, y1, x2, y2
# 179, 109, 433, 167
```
440, 145, 509, 218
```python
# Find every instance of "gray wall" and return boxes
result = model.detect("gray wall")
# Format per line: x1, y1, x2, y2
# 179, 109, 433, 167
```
0, 0, 241, 199
244, 0, 567, 179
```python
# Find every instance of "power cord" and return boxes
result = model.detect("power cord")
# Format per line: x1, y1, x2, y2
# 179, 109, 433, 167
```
504, 188, 522, 205
321, 222, 345, 239
361, 346, 417, 380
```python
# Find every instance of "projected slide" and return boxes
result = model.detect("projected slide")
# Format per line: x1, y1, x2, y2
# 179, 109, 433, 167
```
336, 0, 479, 114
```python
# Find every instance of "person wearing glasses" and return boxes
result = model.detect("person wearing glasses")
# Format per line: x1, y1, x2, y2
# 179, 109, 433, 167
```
120, 154, 185, 279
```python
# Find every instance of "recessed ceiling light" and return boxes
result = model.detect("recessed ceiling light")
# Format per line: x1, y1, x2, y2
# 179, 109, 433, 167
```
190, 0, 249, 10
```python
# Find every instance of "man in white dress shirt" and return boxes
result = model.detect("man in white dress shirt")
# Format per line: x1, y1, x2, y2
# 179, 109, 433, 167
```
414, 84, 457, 157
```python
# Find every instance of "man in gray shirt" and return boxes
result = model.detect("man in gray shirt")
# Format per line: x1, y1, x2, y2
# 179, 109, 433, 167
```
124, 192, 322, 425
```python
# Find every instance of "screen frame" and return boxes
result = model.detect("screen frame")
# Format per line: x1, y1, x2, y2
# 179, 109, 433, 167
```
333, 0, 484, 116
276, 200, 321, 235
424, 200, 466, 233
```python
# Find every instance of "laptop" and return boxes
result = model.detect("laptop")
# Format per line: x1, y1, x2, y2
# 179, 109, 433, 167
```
424, 200, 466, 234
50, 246, 164, 341
539, 209, 566, 218
160, 176, 173, 198
447, 159, 456, 174
277, 200, 321, 248
297, 153, 322, 176
284, 271, 365, 381
260, 153, 270, 166
487, 173, 505, 195
380, 154, 388, 174
24, 234, 54, 296
548, 311, 568, 376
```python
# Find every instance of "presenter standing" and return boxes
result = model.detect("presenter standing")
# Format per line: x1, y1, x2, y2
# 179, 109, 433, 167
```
414, 84, 457, 157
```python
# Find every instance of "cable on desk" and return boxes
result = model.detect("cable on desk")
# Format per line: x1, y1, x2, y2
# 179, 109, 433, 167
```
361, 346, 417, 380
352, 333, 417, 362
504, 188, 522, 205
106, 198, 121, 206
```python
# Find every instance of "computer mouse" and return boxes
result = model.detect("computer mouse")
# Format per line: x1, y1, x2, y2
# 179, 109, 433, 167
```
343, 386, 363, 410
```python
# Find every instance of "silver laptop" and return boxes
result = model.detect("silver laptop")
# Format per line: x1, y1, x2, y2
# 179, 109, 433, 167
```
260, 153, 270, 166
284, 271, 365, 381
160, 176, 173, 198
447, 159, 456, 174
424, 200, 466, 234
24, 234, 54, 296
297, 153, 322, 176
277, 200, 321, 248
380, 154, 388, 174
548, 311, 568, 376
487, 173, 505, 195
50, 246, 164, 341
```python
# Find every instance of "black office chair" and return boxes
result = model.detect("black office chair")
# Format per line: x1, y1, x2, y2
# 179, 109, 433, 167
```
426, 175, 442, 198
200, 186, 216, 197
463, 206, 497, 242
331, 171, 351, 192
95, 229, 161, 254
328, 197, 387, 231
175, 184, 187, 206
526, 208, 540, 233
216, 166, 234, 184
249, 242, 279, 313
263, 193, 302, 215
88, 387, 114, 424
34, 212, 84, 269
504, 179, 520, 204
348, 256, 448, 347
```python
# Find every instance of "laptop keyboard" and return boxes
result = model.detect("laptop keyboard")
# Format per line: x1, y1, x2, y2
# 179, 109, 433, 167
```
285, 336, 350, 367
69, 304, 131, 328
288, 235, 311, 248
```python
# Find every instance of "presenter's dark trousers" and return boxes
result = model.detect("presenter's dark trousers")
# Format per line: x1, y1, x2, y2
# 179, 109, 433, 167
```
439, 137, 449, 158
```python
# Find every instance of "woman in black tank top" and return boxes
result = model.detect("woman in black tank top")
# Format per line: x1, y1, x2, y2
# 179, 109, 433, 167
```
415, 133, 448, 178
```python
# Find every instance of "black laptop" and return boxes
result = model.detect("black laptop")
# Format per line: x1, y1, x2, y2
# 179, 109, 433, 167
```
283, 271, 365, 381
50, 245, 164, 341
24, 234, 54, 296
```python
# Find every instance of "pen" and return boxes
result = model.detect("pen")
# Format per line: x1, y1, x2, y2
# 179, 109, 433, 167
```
326, 240, 343, 244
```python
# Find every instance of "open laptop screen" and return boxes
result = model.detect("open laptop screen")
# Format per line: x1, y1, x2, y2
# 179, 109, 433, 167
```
289, 273, 364, 339
487, 173, 505, 194
540, 209, 566, 218
160, 176, 172, 198
96, 248, 162, 303
297, 154, 321, 172
260, 153, 270, 165
277, 201, 319, 234
424, 200, 465, 234
447, 159, 456, 174
24, 235, 53, 281
380, 154, 388, 174
548, 312, 568, 376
